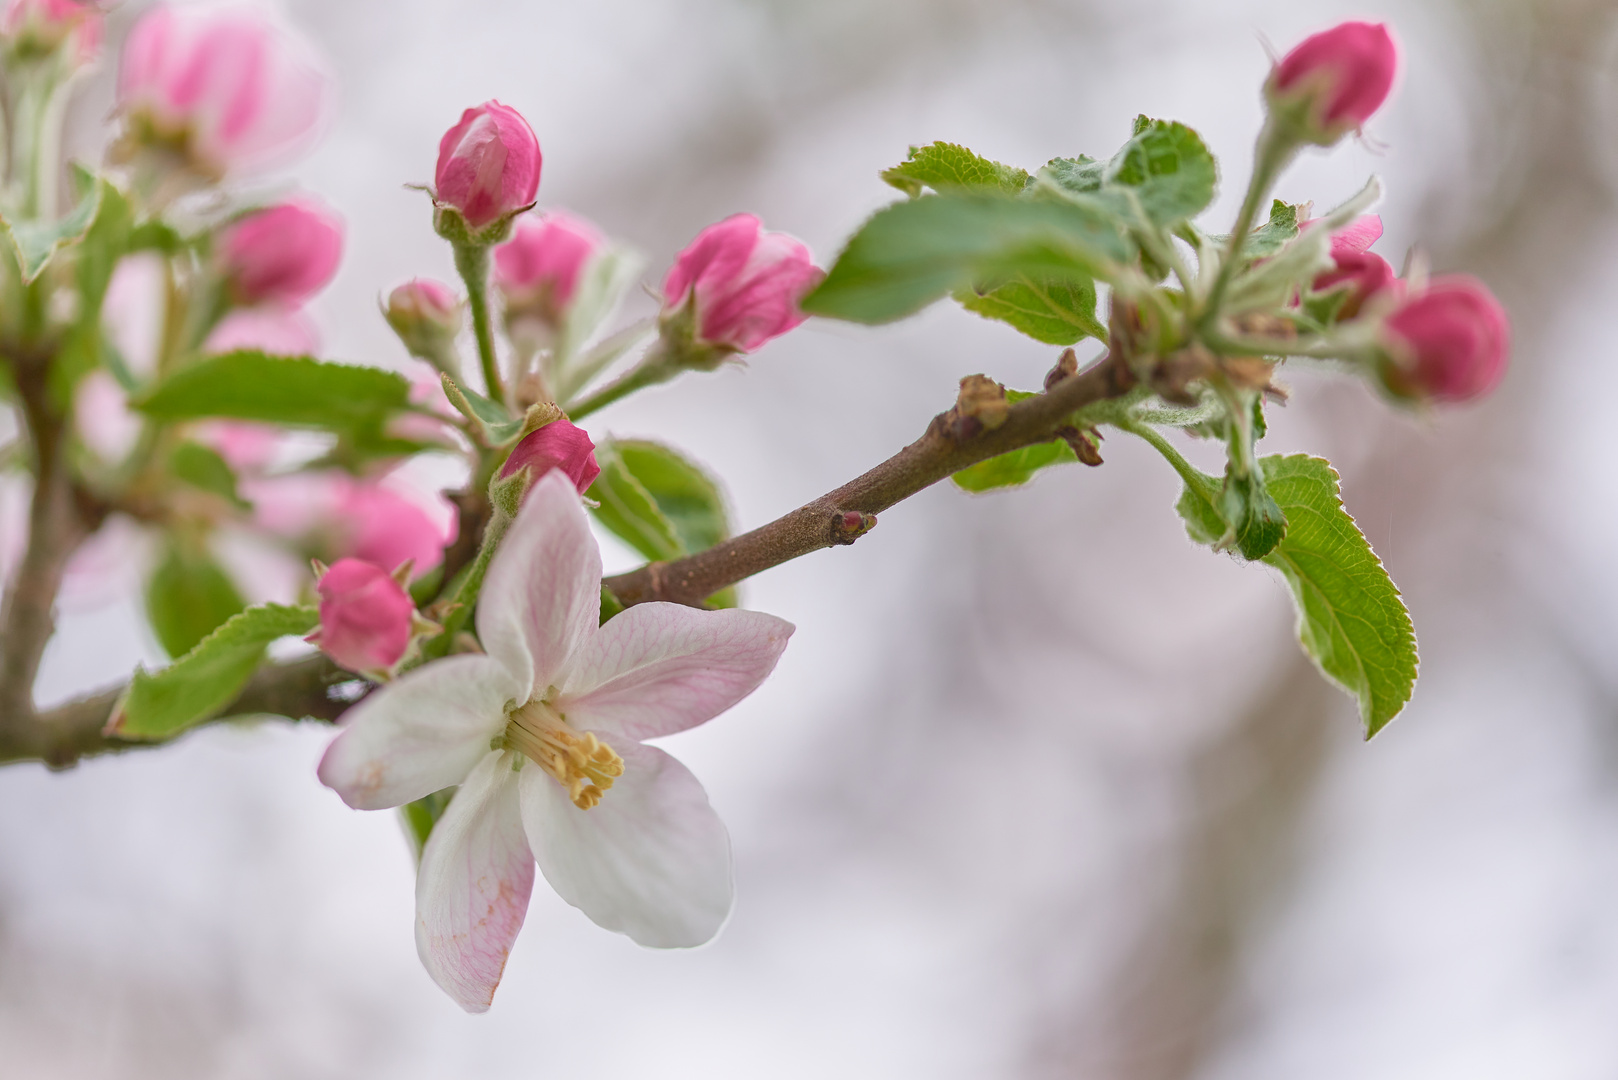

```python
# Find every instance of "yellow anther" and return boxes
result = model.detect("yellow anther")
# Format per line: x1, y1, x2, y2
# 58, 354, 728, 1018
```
504, 700, 624, 810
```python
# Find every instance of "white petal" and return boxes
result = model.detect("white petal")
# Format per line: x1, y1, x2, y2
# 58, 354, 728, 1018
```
476, 469, 602, 701
415, 751, 534, 1013
558, 604, 793, 742
520, 742, 731, 948
317, 655, 516, 810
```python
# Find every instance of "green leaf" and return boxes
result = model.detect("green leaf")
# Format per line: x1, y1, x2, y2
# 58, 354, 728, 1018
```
440, 372, 522, 443
146, 539, 246, 659
400, 787, 457, 863
49, 176, 135, 405
136, 352, 413, 434
113, 603, 319, 740
1222, 470, 1288, 561
802, 192, 1131, 325
169, 442, 247, 508
881, 142, 1032, 197
955, 274, 1105, 345
953, 439, 1077, 492
1037, 155, 1105, 198
1173, 454, 1416, 735
1, 164, 103, 283
1240, 199, 1302, 259
599, 584, 626, 625
587, 440, 736, 607
1101, 117, 1217, 228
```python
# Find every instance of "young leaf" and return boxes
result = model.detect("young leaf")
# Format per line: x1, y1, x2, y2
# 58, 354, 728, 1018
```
1171, 453, 1416, 735
112, 603, 320, 740
146, 540, 247, 659
588, 446, 683, 563
169, 442, 249, 508
49, 175, 135, 405
954, 275, 1106, 345
1102, 117, 1217, 228
953, 439, 1078, 492
881, 142, 1032, 197
136, 352, 413, 432
440, 372, 523, 443
1, 164, 104, 283
1259, 456, 1416, 737
802, 192, 1132, 325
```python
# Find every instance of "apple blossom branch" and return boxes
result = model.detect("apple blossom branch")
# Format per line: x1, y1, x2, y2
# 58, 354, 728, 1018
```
0, 349, 1133, 768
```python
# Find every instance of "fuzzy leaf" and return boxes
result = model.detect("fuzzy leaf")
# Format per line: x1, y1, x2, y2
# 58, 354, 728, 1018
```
881, 142, 1032, 197
1102, 117, 1217, 228
803, 192, 1131, 325
113, 603, 318, 740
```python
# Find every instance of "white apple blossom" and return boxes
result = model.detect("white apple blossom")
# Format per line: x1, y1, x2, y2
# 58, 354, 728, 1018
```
317, 470, 793, 1012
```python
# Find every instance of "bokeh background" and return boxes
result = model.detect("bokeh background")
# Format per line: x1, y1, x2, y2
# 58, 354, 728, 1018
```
4, 0, 1616, 1076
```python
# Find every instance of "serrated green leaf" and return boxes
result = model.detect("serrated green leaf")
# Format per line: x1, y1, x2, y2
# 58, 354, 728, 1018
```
1173, 454, 1416, 735
170, 442, 247, 508
955, 274, 1105, 345
881, 142, 1032, 197
400, 787, 457, 863
146, 539, 246, 658
1241, 199, 1302, 259
113, 603, 319, 740
136, 352, 413, 435
802, 192, 1131, 325
1102, 118, 1216, 228
953, 439, 1077, 492
1, 164, 103, 283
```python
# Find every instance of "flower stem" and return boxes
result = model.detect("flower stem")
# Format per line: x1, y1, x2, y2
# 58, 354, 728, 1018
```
1200, 118, 1295, 326
453, 241, 504, 405
567, 340, 676, 420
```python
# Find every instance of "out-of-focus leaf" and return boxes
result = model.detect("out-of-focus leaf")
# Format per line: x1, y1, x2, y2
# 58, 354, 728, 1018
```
136, 352, 413, 439
399, 787, 457, 863
955, 275, 1105, 345
146, 539, 246, 659
170, 441, 247, 508
1, 164, 103, 283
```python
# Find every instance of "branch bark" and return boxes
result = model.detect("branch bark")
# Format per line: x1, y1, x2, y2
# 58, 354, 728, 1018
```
3, 349, 1134, 768
603, 350, 1134, 607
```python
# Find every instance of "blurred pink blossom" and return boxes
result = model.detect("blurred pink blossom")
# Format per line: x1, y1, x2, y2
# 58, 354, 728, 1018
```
662, 213, 821, 353
203, 307, 321, 357
218, 197, 344, 308
244, 470, 457, 577
1380, 275, 1510, 403
117, 3, 332, 176
494, 212, 603, 326
2, 0, 101, 63
435, 101, 541, 230
1269, 21, 1397, 136
73, 370, 141, 463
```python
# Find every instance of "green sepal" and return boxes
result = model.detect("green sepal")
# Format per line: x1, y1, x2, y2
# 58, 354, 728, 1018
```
146, 537, 247, 659
1220, 470, 1288, 560
599, 584, 626, 625
400, 787, 457, 863
111, 603, 319, 741
881, 142, 1032, 197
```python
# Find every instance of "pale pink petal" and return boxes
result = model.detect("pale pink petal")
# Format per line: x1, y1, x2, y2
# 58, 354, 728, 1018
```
475, 469, 601, 702
520, 742, 731, 947
558, 605, 792, 742
415, 750, 535, 1014
317, 655, 520, 810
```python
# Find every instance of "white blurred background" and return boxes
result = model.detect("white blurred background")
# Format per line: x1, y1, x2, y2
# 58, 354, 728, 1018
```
5, 0, 1618, 1076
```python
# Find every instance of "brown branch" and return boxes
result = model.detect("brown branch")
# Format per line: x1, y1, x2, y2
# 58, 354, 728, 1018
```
0, 654, 350, 769
604, 350, 1135, 608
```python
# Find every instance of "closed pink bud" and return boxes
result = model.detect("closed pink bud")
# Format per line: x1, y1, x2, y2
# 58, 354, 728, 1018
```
1380, 275, 1510, 403
494, 212, 603, 323
498, 419, 600, 494
1314, 250, 1396, 320
385, 277, 461, 361
117, 4, 331, 177
218, 198, 344, 307
435, 101, 541, 231
1269, 21, 1397, 139
2, 0, 101, 63
311, 558, 415, 674
662, 213, 822, 353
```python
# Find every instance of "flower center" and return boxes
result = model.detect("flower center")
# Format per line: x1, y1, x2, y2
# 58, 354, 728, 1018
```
504, 698, 623, 810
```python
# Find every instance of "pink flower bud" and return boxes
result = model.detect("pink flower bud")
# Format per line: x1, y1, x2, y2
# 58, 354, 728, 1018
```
498, 419, 600, 494
1323, 214, 1383, 257
218, 197, 344, 308
435, 101, 541, 231
661, 213, 822, 353
494, 212, 604, 326
1314, 250, 1396, 320
117, 4, 332, 177
311, 558, 415, 674
1380, 275, 1510, 403
1269, 21, 1397, 140
385, 278, 462, 361
204, 307, 321, 357
2, 0, 101, 64
244, 471, 457, 576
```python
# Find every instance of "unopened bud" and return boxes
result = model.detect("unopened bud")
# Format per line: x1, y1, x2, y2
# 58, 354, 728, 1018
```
660, 213, 822, 360
497, 417, 601, 496
218, 197, 344, 307
494, 211, 604, 349
308, 558, 420, 677
1266, 21, 1398, 146
434, 100, 540, 239
2, 0, 101, 65
385, 278, 462, 366
1378, 275, 1509, 403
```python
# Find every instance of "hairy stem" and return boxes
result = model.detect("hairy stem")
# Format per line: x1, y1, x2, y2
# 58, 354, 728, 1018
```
453, 241, 503, 405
